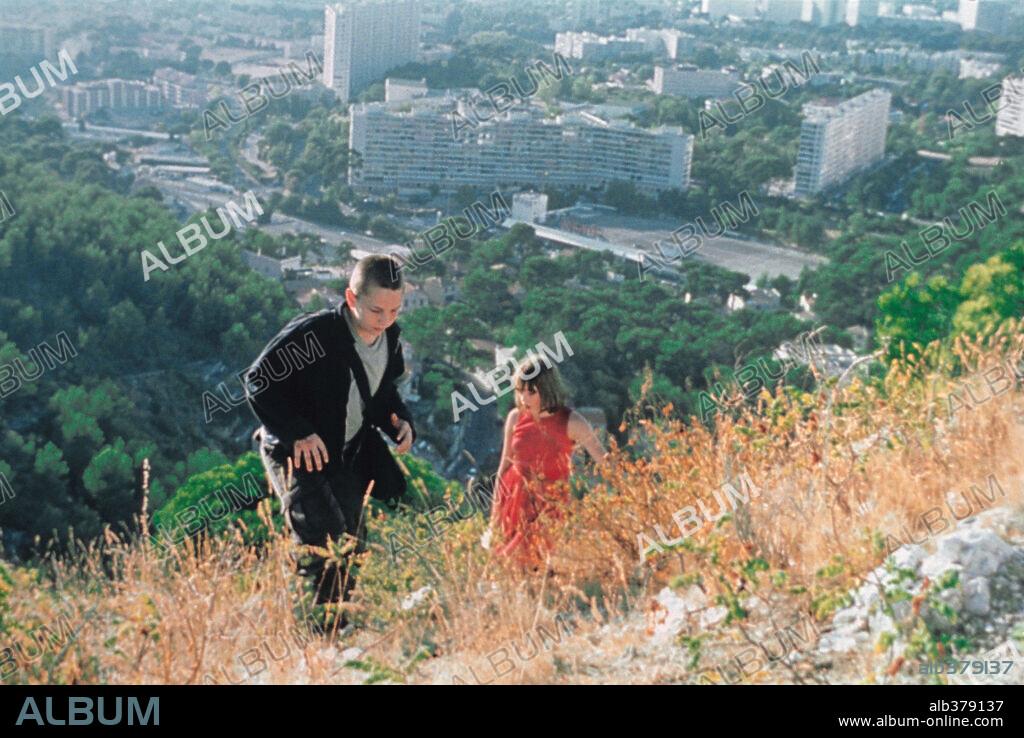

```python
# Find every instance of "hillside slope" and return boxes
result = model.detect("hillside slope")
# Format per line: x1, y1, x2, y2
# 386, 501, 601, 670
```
1, 328, 1023, 685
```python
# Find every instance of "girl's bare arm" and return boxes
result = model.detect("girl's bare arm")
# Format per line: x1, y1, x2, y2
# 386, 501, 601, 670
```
567, 409, 610, 467
489, 408, 519, 528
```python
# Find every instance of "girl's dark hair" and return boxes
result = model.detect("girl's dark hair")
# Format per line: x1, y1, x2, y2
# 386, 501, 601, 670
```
350, 254, 403, 297
514, 355, 568, 412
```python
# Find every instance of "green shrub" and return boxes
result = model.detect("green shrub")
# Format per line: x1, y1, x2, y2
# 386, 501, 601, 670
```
151, 452, 281, 548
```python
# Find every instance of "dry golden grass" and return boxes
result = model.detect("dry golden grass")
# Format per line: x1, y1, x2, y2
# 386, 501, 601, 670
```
3, 324, 1024, 684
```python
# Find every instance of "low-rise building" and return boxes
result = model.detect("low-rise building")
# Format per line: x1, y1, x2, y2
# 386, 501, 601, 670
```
653, 64, 740, 98
727, 287, 781, 312
402, 286, 430, 311
421, 275, 461, 305
385, 77, 428, 102
512, 192, 549, 224
624, 27, 695, 59
995, 73, 1024, 139
62, 79, 164, 117
241, 250, 303, 280
555, 31, 645, 61
153, 68, 209, 108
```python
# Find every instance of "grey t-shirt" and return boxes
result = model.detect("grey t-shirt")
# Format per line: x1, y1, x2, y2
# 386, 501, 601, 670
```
343, 307, 389, 443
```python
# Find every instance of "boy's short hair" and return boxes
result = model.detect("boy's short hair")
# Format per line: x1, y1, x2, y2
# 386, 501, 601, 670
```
514, 356, 569, 413
350, 255, 403, 297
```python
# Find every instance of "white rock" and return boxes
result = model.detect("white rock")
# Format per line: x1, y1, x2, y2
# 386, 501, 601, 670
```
832, 611, 869, 632
963, 578, 991, 616
648, 587, 689, 644
936, 586, 964, 614
867, 608, 895, 636
831, 608, 861, 627
921, 528, 1017, 580
853, 581, 883, 610
700, 606, 729, 629
818, 630, 870, 653
341, 646, 364, 661
677, 584, 709, 611
401, 585, 434, 610
890, 544, 927, 573
648, 585, 709, 644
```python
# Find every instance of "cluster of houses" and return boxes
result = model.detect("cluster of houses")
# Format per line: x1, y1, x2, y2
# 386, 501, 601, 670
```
239, 231, 869, 402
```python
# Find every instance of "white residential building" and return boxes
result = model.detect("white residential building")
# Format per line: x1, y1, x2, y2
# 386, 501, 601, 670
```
715, 0, 876, 25
153, 68, 209, 108
625, 28, 695, 59
844, 0, 879, 25
802, 0, 845, 25
995, 74, 1024, 138
402, 286, 429, 311
959, 0, 1011, 32
323, 0, 420, 102
555, 31, 645, 60
348, 97, 693, 195
727, 287, 781, 311
421, 276, 460, 306
794, 88, 891, 197
662, 30, 696, 60
959, 58, 1003, 79
774, 340, 858, 379
241, 251, 303, 280
0, 25, 55, 59
565, 0, 603, 28
385, 77, 428, 101
624, 28, 666, 54
702, 0, 758, 19
512, 192, 549, 223
653, 64, 740, 98
849, 47, 960, 74
762, 0, 805, 23
61, 79, 164, 117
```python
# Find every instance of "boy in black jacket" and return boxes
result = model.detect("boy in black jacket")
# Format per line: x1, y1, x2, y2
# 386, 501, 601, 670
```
244, 255, 415, 616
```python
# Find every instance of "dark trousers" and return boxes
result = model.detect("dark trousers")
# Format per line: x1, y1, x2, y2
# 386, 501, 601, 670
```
259, 432, 369, 605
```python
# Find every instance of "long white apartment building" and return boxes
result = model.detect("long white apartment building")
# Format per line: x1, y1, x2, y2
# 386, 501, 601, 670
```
653, 64, 740, 98
995, 74, 1024, 138
794, 88, 891, 197
153, 68, 209, 108
554, 31, 644, 61
348, 97, 693, 195
0, 25, 55, 59
323, 0, 420, 102
61, 79, 164, 117
555, 28, 694, 61
702, 0, 881, 24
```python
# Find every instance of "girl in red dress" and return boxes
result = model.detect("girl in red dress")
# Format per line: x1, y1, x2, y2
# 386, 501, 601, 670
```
485, 355, 609, 568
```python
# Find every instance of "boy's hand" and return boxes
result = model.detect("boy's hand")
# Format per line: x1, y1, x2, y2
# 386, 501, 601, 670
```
294, 433, 329, 472
391, 413, 412, 454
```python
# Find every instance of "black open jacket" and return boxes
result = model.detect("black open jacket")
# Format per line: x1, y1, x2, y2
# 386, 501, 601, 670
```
243, 302, 415, 464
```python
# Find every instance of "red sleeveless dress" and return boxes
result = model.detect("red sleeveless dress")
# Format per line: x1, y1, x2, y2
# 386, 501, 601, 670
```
494, 405, 576, 567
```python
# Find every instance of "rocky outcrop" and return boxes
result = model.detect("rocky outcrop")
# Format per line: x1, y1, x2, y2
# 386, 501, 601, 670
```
815, 506, 1024, 683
